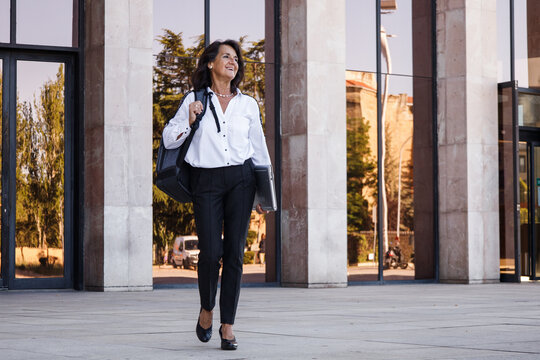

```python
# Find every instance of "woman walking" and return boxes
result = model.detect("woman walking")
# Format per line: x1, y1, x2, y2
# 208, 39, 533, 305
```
163, 39, 271, 350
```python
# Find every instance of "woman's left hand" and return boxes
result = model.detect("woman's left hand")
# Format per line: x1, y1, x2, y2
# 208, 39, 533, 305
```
256, 204, 268, 214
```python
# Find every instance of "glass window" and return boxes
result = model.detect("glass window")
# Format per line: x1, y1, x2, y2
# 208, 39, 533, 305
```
346, 70, 379, 282
16, 0, 75, 47
498, 86, 517, 277
346, 0, 376, 72
497, 0, 511, 82
380, 74, 414, 280
153, 0, 204, 55
381, 0, 413, 76
346, 1, 434, 282
0, 0, 9, 43
16, 60, 66, 278
381, 74, 434, 281
243, 61, 266, 123
518, 92, 540, 127
153, 1, 274, 286
210, 0, 265, 57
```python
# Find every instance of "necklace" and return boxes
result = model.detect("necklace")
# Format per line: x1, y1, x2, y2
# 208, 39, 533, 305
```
212, 89, 235, 98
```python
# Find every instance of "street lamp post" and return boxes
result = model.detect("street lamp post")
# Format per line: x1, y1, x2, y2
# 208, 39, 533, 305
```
380, 26, 391, 253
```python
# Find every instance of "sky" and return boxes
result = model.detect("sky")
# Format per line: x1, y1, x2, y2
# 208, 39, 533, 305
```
347, 0, 415, 95
153, 0, 265, 55
0, 0, 9, 43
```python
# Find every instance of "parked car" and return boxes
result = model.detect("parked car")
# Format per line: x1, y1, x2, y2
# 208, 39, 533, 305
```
171, 235, 199, 270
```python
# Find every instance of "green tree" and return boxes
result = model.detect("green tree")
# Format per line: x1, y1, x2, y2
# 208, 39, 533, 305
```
243, 39, 266, 125
36, 65, 65, 250
400, 159, 414, 231
16, 65, 65, 257
347, 116, 376, 233
347, 116, 376, 264
16, 100, 39, 251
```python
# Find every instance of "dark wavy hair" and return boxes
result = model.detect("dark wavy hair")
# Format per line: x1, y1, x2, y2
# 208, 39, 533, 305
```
191, 40, 245, 92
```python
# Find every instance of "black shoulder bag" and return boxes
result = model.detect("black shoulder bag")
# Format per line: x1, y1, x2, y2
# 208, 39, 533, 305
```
155, 89, 208, 203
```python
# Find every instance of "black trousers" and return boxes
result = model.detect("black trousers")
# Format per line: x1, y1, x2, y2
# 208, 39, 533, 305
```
190, 159, 256, 325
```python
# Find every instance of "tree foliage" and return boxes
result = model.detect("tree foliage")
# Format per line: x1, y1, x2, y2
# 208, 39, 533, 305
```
152, 31, 266, 255
347, 116, 376, 233
16, 65, 65, 251
347, 116, 377, 264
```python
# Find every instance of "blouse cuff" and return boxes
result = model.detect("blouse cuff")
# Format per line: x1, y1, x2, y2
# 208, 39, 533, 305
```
164, 122, 191, 149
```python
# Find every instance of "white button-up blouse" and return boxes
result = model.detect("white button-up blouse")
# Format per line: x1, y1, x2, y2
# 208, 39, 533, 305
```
163, 88, 271, 168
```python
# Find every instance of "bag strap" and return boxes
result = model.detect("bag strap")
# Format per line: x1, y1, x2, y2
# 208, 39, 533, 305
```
208, 94, 221, 133
176, 89, 208, 167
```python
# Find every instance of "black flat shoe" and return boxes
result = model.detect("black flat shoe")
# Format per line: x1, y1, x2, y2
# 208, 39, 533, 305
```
219, 325, 238, 351
196, 312, 212, 343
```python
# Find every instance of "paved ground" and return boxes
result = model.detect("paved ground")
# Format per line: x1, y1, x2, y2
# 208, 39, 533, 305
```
1, 283, 540, 359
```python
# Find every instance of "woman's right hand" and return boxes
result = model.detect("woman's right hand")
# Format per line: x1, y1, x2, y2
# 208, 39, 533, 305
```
188, 100, 204, 125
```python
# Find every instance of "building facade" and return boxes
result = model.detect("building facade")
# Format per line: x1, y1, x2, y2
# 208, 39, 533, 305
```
0, 0, 536, 290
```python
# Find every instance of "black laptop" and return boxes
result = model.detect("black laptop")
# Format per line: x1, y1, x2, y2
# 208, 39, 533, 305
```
253, 165, 277, 211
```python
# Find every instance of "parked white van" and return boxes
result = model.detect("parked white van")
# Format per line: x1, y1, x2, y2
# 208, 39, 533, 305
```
171, 235, 199, 270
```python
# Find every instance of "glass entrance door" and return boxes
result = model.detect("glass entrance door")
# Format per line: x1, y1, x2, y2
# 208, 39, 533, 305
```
517, 88, 540, 280
0, 54, 74, 289
518, 141, 540, 279
498, 84, 540, 281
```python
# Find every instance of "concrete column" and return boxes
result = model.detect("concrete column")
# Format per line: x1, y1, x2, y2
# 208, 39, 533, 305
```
280, 0, 347, 287
84, 0, 153, 291
437, 0, 500, 283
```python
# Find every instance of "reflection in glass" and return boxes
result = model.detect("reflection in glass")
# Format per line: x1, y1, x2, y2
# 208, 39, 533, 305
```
243, 61, 266, 125
16, 0, 74, 47
153, 0, 204, 54
346, 0, 376, 72
346, 70, 379, 281
152, 55, 197, 285
210, 0, 265, 55
518, 92, 540, 127
15, 61, 65, 278
498, 86, 517, 276
243, 60, 267, 281
381, 0, 412, 76
497, 0, 511, 82
380, 74, 415, 280
519, 142, 529, 276
0, 0, 9, 43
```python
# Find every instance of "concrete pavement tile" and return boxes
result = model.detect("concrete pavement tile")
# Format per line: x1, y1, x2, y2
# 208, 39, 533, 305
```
1, 284, 540, 359
0, 348, 77, 360
361, 345, 540, 360
471, 340, 540, 355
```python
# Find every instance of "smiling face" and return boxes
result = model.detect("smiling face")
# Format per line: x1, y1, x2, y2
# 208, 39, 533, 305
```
208, 44, 239, 85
